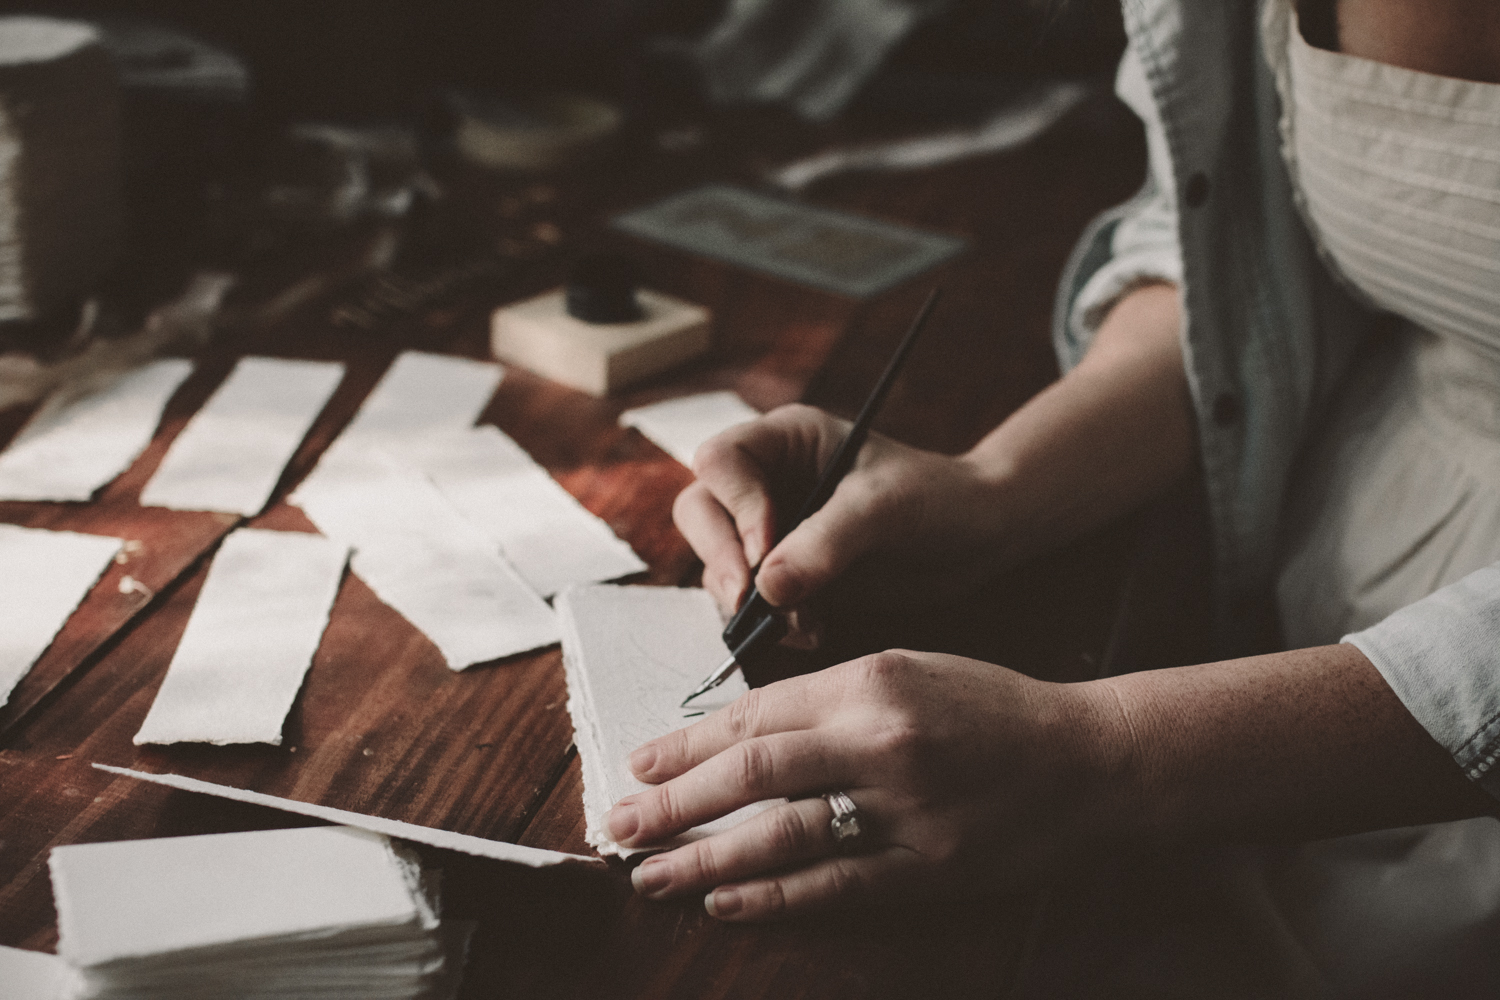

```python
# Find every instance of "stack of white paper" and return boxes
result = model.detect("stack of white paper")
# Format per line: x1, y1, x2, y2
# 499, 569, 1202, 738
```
618, 391, 760, 467
557, 584, 775, 856
49, 826, 462, 1000
0, 524, 122, 707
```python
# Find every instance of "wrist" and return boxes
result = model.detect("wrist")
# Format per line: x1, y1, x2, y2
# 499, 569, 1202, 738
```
951, 448, 1028, 565
1047, 676, 1155, 848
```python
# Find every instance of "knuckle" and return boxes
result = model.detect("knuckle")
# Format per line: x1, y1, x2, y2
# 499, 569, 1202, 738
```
651, 783, 688, 830
731, 740, 777, 796
689, 438, 734, 479
825, 861, 867, 902
843, 650, 912, 697
764, 806, 813, 855
672, 483, 706, 520
760, 879, 790, 917
686, 840, 723, 883
724, 689, 764, 741
870, 717, 923, 759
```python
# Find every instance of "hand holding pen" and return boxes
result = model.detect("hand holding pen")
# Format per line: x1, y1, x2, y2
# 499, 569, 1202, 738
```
682, 290, 941, 705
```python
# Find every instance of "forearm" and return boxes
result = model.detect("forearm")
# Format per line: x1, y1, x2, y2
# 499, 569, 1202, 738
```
962, 282, 1195, 566
1083, 643, 1495, 844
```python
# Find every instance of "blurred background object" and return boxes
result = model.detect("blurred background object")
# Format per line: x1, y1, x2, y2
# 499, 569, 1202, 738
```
0, 17, 121, 327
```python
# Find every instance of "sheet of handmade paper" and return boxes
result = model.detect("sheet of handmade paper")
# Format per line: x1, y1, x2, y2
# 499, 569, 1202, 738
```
138, 357, 345, 516
96, 765, 600, 868
0, 358, 194, 501
618, 391, 760, 467
557, 584, 775, 856
295, 451, 558, 669
133, 528, 348, 746
0, 525, 122, 707
335, 350, 502, 452
290, 352, 557, 668
50, 826, 423, 968
420, 426, 645, 598
0, 944, 73, 1000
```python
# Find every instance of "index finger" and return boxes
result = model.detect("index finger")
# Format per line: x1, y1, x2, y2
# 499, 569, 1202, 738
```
629, 677, 826, 784
691, 405, 848, 569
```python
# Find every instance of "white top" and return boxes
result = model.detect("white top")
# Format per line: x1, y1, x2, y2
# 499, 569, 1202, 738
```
1266, 3, 1500, 650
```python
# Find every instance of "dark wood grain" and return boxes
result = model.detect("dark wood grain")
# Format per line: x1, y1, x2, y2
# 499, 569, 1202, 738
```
0, 86, 1147, 999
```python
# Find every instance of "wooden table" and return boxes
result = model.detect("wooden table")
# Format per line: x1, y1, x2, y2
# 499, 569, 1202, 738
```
0, 95, 1145, 998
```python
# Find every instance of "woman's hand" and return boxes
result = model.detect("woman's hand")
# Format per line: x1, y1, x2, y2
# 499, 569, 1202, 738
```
604, 649, 1130, 921
673, 404, 1011, 620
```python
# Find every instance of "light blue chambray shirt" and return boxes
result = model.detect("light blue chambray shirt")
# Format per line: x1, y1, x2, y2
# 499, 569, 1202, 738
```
1051, 0, 1500, 797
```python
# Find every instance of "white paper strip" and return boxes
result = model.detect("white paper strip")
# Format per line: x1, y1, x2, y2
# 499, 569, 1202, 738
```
0, 945, 73, 1000
421, 427, 646, 598
618, 391, 760, 467
0, 524, 122, 707
95, 765, 602, 867
50, 826, 430, 969
138, 357, 345, 516
295, 452, 558, 669
133, 529, 348, 746
557, 584, 774, 857
0, 359, 194, 501
338, 351, 502, 451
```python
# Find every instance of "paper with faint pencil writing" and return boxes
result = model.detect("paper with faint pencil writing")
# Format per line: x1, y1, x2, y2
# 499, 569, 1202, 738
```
558, 584, 776, 857
0, 525, 122, 708
0, 359, 193, 501
139, 357, 345, 515
134, 528, 348, 746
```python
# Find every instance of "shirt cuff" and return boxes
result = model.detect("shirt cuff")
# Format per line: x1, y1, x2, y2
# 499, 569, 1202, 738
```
1068, 249, 1183, 338
1344, 563, 1500, 799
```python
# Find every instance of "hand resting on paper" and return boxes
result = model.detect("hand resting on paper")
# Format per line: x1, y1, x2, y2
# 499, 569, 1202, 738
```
606, 642, 1491, 921
606, 648, 1119, 919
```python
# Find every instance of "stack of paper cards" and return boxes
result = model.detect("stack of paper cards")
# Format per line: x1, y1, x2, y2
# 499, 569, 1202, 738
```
49, 826, 461, 999
557, 584, 775, 856
0, 524, 122, 707
618, 391, 760, 467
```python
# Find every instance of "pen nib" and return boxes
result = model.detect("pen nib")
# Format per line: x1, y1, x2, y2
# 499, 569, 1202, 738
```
681, 653, 738, 708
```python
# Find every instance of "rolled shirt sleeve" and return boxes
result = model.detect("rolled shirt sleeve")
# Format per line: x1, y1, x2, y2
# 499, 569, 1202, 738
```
1067, 44, 1185, 341
1344, 562, 1500, 799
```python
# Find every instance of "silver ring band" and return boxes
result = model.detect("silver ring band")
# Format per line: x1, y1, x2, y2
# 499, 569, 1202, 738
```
823, 791, 864, 854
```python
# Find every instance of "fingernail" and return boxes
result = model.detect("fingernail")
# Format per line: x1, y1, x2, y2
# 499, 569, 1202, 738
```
705, 887, 742, 919
628, 746, 656, 775
607, 802, 639, 843
631, 856, 671, 898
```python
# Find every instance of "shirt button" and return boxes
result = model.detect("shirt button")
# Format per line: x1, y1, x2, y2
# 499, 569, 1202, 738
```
1184, 172, 1211, 208
1212, 391, 1241, 427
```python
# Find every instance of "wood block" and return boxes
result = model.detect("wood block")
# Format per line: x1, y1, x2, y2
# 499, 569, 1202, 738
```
490, 288, 710, 397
